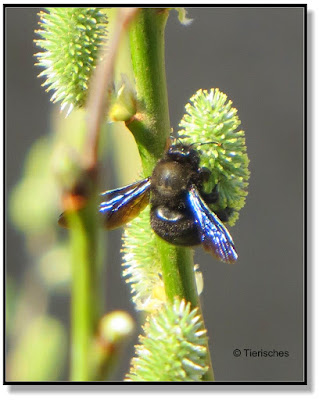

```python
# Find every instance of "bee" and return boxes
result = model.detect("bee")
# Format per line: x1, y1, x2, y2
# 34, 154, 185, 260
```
59, 143, 238, 263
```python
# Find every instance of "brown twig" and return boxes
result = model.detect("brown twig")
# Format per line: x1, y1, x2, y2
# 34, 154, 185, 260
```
84, 7, 139, 171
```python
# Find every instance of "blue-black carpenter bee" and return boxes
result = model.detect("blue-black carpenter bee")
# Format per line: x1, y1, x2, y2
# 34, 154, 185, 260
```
60, 143, 238, 263
100, 142, 237, 263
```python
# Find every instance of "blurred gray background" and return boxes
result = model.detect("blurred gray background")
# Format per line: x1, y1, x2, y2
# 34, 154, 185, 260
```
6, 7, 304, 382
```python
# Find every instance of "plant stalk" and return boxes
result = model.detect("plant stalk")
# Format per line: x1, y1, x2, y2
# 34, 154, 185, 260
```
69, 198, 100, 381
69, 9, 139, 381
128, 8, 214, 381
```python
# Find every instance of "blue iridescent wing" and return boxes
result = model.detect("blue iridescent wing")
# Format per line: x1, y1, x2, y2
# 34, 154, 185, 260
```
187, 185, 238, 263
99, 178, 151, 229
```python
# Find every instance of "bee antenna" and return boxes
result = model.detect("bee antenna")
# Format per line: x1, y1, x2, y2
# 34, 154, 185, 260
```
175, 137, 184, 145
190, 141, 222, 148
168, 135, 183, 146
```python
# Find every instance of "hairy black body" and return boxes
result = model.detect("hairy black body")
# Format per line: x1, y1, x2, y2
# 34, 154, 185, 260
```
150, 145, 215, 245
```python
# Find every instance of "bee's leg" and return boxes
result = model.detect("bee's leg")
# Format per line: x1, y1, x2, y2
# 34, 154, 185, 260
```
201, 183, 219, 204
197, 167, 220, 203
201, 183, 234, 222
197, 166, 211, 183
197, 169, 234, 221
215, 207, 234, 223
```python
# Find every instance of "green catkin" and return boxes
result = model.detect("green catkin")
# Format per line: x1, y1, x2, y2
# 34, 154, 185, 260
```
35, 8, 108, 114
126, 299, 208, 381
179, 88, 250, 225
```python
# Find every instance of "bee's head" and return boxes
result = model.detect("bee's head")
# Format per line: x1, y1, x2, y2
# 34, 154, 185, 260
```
166, 143, 200, 168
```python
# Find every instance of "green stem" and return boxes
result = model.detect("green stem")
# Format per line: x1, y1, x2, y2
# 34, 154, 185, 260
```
155, 238, 199, 305
128, 8, 214, 381
128, 8, 169, 176
69, 194, 101, 381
